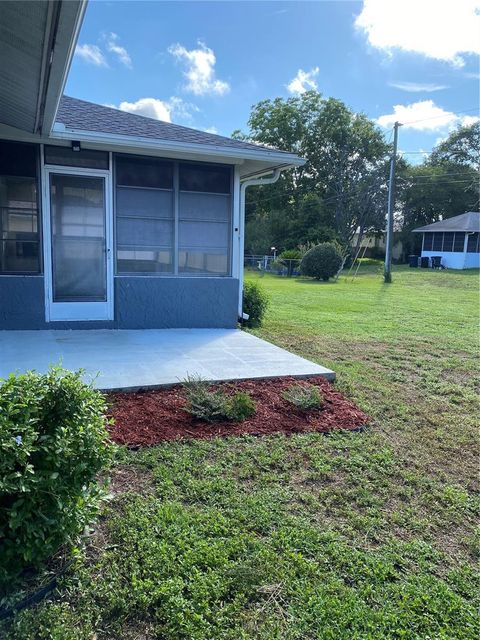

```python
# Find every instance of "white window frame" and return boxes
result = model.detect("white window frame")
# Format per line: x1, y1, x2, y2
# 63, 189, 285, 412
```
41, 154, 114, 322
113, 154, 234, 278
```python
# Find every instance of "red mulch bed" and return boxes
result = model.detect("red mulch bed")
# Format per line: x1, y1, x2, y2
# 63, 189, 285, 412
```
107, 376, 369, 447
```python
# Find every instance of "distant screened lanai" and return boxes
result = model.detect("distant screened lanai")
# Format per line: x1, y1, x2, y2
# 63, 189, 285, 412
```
413, 212, 480, 270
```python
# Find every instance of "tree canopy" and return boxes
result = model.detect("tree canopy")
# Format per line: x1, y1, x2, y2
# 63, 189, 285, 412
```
235, 92, 480, 259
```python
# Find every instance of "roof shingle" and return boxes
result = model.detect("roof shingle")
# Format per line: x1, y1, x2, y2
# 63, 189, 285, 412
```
413, 212, 480, 233
55, 96, 291, 157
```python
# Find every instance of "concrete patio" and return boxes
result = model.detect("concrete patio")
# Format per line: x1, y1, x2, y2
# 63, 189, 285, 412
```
0, 329, 335, 391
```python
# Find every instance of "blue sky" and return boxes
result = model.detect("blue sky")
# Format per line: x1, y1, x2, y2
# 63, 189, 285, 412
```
67, 0, 480, 162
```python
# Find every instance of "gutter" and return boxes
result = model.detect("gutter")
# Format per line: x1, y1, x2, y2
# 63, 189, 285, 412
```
50, 126, 304, 166
237, 167, 286, 319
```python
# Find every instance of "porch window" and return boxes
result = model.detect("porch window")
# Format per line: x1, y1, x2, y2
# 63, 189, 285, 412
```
178, 163, 231, 275
442, 232, 454, 252
115, 155, 174, 274
423, 233, 433, 251
453, 232, 465, 252
432, 232, 444, 251
114, 155, 232, 276
0, 141, 40, 274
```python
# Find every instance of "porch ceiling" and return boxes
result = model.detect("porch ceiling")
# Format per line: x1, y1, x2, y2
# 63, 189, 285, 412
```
0, 0, 85, 134
0, 329, 334, 391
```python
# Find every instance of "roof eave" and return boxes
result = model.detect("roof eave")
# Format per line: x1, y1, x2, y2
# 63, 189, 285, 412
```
41, 2, 87, 135
49, 125, 305, 165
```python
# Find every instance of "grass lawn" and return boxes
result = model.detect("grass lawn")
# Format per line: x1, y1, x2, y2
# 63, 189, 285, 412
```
4, 265, 480, 639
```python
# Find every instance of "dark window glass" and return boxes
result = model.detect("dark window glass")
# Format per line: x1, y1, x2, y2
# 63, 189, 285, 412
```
423, 233, 433, 251
116, 155, 173, 189
0, 140, 40, 273
0, 140, 37, 177
467, 232, 479, 253
45, 145, 109, 169
453, 232, 465, 252
179, 163, 231, 194
442, 232, 454, 252
432, 232, 443, 251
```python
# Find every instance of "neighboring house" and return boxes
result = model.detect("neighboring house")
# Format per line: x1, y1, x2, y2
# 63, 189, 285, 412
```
0, 1, 303, 330
412, 212, 480, 270
350, 231, 403, 261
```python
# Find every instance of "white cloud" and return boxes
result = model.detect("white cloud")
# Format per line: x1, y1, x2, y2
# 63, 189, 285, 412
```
203, 126, 218, 134
287, 67, 320, 94
114, 97, 199, 123
75, 44, 108, 67
389, 81, 448, 92
355, 0, 480, 66
461, 115, 480, 126
168, 41, 230, 96
377, 100, 479, 130
105, 33, 132, 68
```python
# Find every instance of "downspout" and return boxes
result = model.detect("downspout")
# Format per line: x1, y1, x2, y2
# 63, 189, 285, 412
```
238, 168, 282, 319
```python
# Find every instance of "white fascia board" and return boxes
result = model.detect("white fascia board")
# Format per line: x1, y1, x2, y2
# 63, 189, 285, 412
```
43, 2, 88, 134
49, 126, 304, 166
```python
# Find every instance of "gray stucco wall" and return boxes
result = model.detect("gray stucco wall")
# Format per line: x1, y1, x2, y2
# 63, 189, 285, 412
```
0, 276, 239, 330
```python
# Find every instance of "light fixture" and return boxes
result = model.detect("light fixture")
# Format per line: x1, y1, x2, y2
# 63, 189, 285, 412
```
71, 140, 81, 152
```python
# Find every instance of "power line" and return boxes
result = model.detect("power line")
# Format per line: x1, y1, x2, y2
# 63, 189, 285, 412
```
398, 107, 479, 127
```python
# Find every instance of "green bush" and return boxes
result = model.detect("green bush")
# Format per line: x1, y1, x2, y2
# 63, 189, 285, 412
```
300, 242, 343, 281
242, 281, 269, 327
182, 376, 256, 422
182, 375, 230, 423
279, 249, 302, 260
0, 367, 112, 588
282, 383, 324, 410
226, 391, 256, 421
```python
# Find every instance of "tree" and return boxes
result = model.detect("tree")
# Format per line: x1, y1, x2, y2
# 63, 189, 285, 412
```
430, 122, 480, 170
235, 91, 390, 251
300, 243, 343, 281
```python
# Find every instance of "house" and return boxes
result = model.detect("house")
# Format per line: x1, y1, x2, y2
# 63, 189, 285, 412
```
412, 212, 480, 270
0, 1, 303, 331
350, 230, 403, 261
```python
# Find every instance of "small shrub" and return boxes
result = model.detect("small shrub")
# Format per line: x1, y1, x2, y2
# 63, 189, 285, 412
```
182, 376, 256, 422
242, 281, 269, 327
300, 242, 343, 281
283, 383, 324, 410
182, 375, 228, 422
0, 367, 112, 588
226, 391, 256, 421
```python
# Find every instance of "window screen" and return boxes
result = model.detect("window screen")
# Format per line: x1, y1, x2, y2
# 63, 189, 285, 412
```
179, 163, 230, 193
116, 155, 172, 189
423, 233, 433, 251
115, 155, 174, 274
442, 232, 454, 252
178, 163, 231, 275
453, 232, 465, 252
0, 141, 40, 273
45, 145, 109, 169
467, 232, 479, 253
432, 232, 443, 251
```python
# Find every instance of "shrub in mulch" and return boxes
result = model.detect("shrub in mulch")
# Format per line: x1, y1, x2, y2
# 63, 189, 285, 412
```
107, 376, 368, 447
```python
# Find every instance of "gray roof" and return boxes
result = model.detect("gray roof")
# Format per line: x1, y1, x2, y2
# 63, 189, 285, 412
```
55, 96, 292, 158
413, 212, 480, 233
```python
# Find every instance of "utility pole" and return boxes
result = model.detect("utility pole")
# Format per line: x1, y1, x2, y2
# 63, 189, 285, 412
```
384, 121, 400, 283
